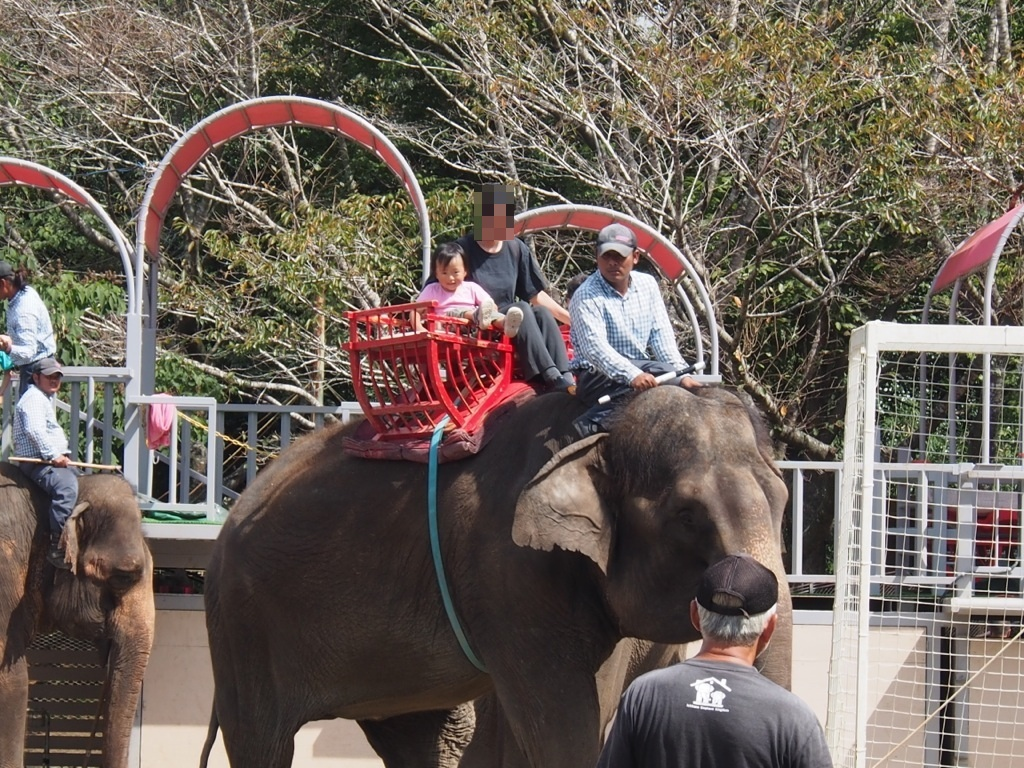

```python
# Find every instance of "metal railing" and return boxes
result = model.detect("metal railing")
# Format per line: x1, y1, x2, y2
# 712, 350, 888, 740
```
0, 367, 873, 589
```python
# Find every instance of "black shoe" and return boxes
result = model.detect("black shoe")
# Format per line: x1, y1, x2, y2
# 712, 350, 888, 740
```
47, 536, 70, 570
548, 373, 576, 395
572, 415, 605, 438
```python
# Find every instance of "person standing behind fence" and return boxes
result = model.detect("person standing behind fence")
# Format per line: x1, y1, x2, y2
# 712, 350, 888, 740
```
14, 357, 79, 570
0, 261, 56, 397
596, 554, 833, 768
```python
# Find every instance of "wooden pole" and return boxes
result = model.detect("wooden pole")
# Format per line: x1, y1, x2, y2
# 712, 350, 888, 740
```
8, 456, 122, 471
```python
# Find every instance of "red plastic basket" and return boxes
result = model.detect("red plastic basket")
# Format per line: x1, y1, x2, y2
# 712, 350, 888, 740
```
343, 301, 514, 440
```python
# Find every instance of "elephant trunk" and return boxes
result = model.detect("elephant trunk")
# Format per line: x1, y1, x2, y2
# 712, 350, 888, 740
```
100, 559, 156, 768
748, 539, 792, 690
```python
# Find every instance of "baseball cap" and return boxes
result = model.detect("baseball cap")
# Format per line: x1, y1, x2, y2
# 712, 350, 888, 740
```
0, 261, 14, 280
33, 357, 63, 376
595, 224, 638, 257
696, 554, 778, 617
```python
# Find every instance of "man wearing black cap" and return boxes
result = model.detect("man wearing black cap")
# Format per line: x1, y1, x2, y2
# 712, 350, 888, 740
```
13, 357, 79, 569
596, 554, 833, 768
0, 260, 57, 398
569, 223, 699, 436
453, 184, 575, 391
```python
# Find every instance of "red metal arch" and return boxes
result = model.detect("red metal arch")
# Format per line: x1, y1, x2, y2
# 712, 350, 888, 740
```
0, 156, 136, 312
135, 96, 431, 277
514, 204, 719, 375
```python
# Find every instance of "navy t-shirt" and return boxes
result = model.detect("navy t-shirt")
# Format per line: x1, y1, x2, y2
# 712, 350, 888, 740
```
454, 235, 548, 311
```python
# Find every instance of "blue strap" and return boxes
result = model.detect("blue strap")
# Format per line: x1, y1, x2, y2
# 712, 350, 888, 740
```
428, 417, 487, 672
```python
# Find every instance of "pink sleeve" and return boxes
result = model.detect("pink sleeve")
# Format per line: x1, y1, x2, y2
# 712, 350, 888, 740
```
467, 282, 493, 305
416, 283, 442, 303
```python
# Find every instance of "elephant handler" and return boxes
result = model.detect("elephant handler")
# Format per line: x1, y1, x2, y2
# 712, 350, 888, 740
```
13, 357, 79, 570
569, 223, 700, 437
596, 554, 833, 768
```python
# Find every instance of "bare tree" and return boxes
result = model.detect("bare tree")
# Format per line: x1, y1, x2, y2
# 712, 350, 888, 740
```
333, 0, 1024, 458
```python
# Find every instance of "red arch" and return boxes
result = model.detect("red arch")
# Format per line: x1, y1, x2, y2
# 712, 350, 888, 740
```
0, 157, 136, 312
136, 96, 431, 274
514, 204, 718, 375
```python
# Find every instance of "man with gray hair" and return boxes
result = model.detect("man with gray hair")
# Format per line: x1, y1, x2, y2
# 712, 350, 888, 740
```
596, 554, 833, 768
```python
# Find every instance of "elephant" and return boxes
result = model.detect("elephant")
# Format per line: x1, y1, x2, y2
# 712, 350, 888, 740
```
0, 465, 154, 768
201, 384, 790, 768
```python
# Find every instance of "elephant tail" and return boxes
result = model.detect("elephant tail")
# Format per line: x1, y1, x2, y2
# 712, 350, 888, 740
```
198, 704, 219, 768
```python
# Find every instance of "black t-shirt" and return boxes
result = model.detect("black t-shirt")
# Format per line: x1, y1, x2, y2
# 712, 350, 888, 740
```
454, 235, 548, 311
597, 659, 833, 768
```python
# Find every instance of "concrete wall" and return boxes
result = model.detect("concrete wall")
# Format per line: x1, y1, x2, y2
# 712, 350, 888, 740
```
141, 607, 834, 768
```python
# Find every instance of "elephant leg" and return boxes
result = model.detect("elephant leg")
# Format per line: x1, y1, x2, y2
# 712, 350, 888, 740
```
220, 713, 296, 768
460, 694, 530, 768
359, 703, 475, 768
489, 669, 603, 768
215, 674, 299, 768
0, 654, 29, 768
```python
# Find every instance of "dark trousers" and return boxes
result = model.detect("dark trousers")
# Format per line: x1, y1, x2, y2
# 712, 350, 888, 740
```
504, 302, 570, 381
574, 359, 679, 431
19, 462, 80, 535
17, 365, 33, 399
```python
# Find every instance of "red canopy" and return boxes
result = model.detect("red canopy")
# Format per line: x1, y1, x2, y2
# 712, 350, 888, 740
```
931, 203, 1024, 293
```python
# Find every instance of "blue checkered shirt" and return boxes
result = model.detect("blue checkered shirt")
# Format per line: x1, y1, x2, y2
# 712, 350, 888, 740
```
14, 384, 69, 461
7, 286, 56, 367
569, 271, 687, 384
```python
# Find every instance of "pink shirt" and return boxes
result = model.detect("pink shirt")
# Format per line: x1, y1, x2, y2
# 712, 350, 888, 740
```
416, 281, 493, 313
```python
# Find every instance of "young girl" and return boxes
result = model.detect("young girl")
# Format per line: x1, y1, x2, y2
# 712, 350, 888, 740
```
416, 241, 523, 336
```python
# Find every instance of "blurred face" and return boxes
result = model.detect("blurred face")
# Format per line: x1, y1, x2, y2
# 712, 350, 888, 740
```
597, 247, 639, 294
0, 278, 13, 300
33, 371, 63, 395
435, 254, 468, 292
474, 202, 515, 242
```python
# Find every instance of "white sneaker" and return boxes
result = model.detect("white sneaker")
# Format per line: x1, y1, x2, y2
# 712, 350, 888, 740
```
474, 298, 501, 328
503, 306, 524, 338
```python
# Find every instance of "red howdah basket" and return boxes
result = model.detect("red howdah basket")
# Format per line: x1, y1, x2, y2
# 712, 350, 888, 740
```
343, 301, 514, 440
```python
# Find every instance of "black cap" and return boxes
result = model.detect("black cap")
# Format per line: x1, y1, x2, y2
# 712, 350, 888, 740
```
0, 261, 14, 280
32, 357, 63, 376
595, 223, 638, 257
696, 554, 778, 617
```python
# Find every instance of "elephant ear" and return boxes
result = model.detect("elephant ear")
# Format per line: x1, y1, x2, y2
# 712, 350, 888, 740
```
62, 501, 90, 576
512, 434, 614, 574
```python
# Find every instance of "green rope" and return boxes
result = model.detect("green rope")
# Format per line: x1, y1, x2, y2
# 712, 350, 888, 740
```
428, 417, 487, 672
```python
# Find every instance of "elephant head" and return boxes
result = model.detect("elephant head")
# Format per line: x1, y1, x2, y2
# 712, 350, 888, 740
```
512, 385, 792, 686
0, 468, 154, 768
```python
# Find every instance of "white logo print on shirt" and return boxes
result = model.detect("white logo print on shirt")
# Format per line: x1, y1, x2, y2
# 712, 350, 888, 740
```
687, 677, 731, 712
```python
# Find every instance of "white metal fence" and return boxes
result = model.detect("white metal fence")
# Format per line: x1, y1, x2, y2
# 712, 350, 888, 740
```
829, 321, 1024, 768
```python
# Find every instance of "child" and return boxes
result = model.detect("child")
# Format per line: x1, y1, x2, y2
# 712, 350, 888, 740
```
416, 242, 524, 337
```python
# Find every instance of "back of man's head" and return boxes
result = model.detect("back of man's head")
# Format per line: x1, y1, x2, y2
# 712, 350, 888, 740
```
696, 554, 778, 646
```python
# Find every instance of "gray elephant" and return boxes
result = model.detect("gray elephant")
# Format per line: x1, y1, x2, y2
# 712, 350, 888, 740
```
0, 465, 154, 768
202, 385, 790, 768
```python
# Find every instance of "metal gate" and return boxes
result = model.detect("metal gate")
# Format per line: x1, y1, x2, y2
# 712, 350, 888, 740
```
25, 632, 106, 768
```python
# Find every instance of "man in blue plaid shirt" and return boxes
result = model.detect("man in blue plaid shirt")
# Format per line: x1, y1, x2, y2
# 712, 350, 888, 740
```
569, 224, 700, 435
14, 357, 78, 569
